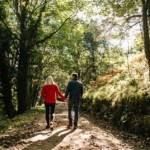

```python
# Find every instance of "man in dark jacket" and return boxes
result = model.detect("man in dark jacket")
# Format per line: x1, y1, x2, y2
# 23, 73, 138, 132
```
65, 73, 83, 130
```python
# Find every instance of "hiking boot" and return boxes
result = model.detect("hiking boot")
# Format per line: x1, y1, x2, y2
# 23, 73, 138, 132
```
46, 125, 50, 129
73, 126, 77, 130
50, 122, 53, 130
67, 124, 72, 129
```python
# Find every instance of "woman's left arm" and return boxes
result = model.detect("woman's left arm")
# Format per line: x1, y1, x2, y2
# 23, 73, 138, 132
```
55, 85, 66, 100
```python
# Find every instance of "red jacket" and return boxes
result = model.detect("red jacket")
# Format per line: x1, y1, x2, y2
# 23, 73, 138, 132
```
41, 84, 65, 103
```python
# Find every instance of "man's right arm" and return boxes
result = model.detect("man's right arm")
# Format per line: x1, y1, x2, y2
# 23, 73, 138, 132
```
65, 81, 71, 98
81, 84, 83, 98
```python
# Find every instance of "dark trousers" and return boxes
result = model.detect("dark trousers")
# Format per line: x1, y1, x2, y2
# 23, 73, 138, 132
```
45, 103, 55, 126
68, 100, 80, 127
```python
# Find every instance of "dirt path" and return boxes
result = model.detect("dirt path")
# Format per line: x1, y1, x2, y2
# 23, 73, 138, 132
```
4, 102, 149, 150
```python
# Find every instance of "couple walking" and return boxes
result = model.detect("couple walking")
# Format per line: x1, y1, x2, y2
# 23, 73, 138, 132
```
41, 73, 83, 130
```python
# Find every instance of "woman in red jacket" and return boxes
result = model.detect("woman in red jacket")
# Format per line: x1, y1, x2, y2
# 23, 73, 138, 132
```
41, 76, 66, 129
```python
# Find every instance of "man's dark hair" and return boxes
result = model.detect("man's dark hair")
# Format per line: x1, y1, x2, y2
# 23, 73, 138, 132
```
72, 73, 78, 80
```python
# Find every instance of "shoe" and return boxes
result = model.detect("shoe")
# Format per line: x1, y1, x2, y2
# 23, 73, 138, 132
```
46, 125, 50, 129
50, 125, 53, 130
50, 122, 54, 130
67, 124, 72, 129
73, 126, 77, 130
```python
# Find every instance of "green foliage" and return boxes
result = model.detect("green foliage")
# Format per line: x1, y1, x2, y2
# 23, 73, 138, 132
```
132, 33, 144, 53
96, 0, 141, 16
0, 0, 91, 115
0, 0, 147, 124
82, 59, 150, 137
0, 106, 44, 131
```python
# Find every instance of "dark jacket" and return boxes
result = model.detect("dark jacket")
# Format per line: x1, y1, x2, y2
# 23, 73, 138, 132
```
65, 80, 83, 101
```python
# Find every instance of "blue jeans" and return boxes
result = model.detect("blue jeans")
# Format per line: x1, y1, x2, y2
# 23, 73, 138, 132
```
68, 100, 80, 127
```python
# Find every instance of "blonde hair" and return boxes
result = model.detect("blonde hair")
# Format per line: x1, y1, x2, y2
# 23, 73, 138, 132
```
45, 76, 55, 85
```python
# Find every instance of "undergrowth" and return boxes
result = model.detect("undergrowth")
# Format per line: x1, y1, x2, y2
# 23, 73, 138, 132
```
0, 106, 44, 132
82, 56, 150, 137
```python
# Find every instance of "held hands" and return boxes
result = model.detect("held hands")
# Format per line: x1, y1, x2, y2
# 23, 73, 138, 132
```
64, 98, 68, 103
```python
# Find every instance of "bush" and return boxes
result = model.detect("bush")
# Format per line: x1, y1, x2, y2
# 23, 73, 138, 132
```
82, 94, 150, 136
82, 70, 150, 137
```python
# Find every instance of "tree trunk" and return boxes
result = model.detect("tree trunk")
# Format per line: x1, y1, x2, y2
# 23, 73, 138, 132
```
91, 49, 96, 74
17, 43, 29, 113
141, 0, 150, 80
16, 5, 32, 113
0, 48, 16, 118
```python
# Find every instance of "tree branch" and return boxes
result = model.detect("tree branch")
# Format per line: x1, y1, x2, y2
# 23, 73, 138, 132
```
146, 0, 150, 6
0, 19, 19, 41
35, 10, 79, 45
124, 21, 142, 32
30, 0, 52, 17
12, 0, 21, 22
24, 0, 30, 8
126, 15, 142, 22
141, 0, 145, 5
28, 0, 47, 43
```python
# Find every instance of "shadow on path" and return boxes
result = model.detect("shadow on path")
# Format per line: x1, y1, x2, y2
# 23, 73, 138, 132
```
24, 128, 74, 150
4, 102, 149, 150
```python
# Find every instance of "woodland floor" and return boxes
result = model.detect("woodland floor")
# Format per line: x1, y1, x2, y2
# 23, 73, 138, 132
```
0, 102, 149, 150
